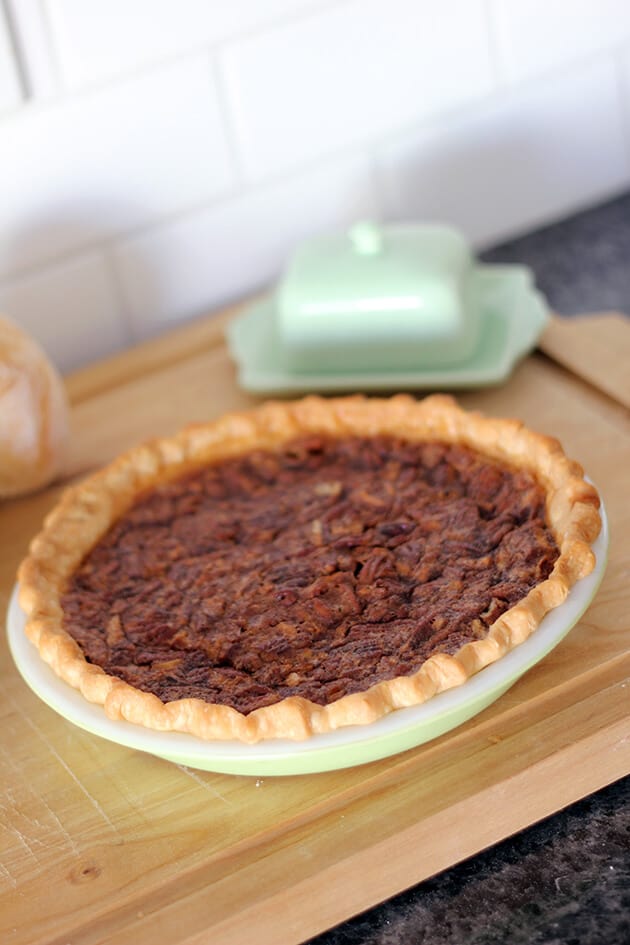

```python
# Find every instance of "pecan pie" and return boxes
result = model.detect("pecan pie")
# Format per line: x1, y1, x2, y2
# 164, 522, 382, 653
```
18, 395, 601, 743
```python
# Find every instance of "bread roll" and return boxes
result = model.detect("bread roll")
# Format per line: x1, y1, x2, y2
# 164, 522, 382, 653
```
0, 317, 69, 498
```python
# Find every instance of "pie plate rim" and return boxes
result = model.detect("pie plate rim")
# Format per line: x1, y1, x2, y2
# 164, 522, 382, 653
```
6, 494, 608, 777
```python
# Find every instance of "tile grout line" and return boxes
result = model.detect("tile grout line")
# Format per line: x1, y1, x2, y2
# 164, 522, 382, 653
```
100, 245, 135, 347
209, 49, 248, 187
2, 0, 30, 99
37, 0, 65, 92
481, 0, 507, 89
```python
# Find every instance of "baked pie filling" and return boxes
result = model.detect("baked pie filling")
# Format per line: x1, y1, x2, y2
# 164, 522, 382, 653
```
62, 436, 558, 714
18, 395, 601, 742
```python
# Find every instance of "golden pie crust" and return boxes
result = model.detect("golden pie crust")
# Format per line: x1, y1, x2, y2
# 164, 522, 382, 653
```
18, 395, 601, 743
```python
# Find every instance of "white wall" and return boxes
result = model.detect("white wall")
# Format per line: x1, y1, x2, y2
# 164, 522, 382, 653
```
1, 0, 630, 371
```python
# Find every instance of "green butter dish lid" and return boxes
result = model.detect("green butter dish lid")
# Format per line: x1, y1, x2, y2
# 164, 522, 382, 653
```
277, 222, 477, 370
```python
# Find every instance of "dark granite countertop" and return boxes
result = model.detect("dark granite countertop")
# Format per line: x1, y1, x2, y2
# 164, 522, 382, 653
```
306, 193, 630, 945
481, 192, 630, 317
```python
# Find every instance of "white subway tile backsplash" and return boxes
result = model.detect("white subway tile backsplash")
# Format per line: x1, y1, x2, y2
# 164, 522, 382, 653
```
0, 253, 129, 371
490, 0, 630, 85
0, 7, 23, 112
112, 154, 376, 339
221, 0, 494, 181
0, 57, 233, 279
46, 0, 323, 89
0, 0, 628, 371
376, 60, 630, 248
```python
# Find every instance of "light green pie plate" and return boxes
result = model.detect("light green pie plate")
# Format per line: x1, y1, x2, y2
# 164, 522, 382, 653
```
7, 503, 607, 777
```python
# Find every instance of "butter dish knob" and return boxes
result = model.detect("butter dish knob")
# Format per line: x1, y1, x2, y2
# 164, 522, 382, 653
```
349, 221, 384, 256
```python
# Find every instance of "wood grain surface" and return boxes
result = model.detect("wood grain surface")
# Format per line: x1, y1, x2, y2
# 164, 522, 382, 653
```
539, 312, 630, 409
1, 311, 629, 945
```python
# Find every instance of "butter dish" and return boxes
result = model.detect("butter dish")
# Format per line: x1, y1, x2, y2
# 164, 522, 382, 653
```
226, 222, 548, 393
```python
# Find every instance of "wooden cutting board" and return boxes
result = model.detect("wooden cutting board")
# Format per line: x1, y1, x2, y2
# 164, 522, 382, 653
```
1, 310, 629, 945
